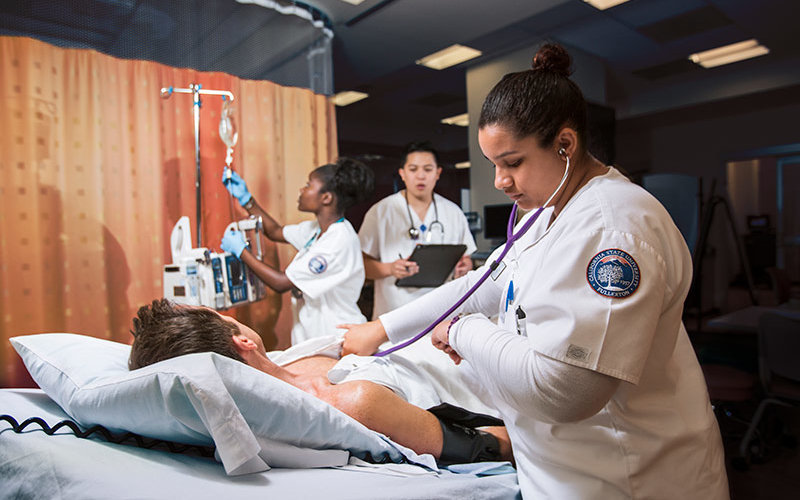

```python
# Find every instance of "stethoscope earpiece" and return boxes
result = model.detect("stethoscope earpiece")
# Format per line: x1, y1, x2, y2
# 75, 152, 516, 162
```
408, 227, 420, 240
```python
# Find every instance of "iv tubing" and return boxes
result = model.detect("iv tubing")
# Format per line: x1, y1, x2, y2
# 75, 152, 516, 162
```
160, 84, 235, 246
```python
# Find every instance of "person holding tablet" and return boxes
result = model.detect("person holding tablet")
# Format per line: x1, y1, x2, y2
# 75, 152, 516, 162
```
358, 141, 477, 319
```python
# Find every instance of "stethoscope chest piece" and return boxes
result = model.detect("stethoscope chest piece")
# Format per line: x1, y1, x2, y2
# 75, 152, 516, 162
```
405, 190, 441, 242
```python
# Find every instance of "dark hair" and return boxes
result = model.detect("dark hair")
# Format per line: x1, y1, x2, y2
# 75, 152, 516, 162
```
313, 156, 375, 213
402, 140, 439, 167
129, 299, 243, 370
478, 43, 588, 149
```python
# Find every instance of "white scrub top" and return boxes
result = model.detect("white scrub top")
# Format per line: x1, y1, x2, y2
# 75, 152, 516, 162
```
359, 192, 477, 319
283, 219, 367, 345
381, 167, 729, 499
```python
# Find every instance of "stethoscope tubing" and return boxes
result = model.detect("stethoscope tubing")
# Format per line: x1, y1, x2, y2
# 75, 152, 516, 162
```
406, 191, 442, 241
374, 155, 570, 357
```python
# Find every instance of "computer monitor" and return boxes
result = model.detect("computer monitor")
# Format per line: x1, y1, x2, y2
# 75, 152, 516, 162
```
483, 203, 514, 241
747, 214, 771, 233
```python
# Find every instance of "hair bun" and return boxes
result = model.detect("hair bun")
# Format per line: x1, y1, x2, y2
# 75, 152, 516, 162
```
531, 43, 572, 77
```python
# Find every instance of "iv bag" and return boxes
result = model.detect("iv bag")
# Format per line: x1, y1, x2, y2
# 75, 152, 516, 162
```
219, 99, 238, 148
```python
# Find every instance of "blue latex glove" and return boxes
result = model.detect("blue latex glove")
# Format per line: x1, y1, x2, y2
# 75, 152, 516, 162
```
222, 167, 252, 207
221, 229, 248, 258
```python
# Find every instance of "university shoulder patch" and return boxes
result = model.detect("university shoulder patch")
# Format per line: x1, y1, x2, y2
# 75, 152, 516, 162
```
586, 248, 640, 298
308, 255, 328, 274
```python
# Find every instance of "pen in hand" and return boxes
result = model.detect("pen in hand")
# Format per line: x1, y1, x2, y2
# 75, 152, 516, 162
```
399, 253, 409, 272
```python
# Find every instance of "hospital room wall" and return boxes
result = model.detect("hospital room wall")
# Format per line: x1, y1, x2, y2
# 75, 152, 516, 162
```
0, 36, 337, 388
615, 88, 800, 310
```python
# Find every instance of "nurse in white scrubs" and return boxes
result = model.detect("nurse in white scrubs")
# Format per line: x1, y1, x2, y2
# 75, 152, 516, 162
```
358, 141, 477, 319
221, 157, 373, 345
342, 44, 729, 499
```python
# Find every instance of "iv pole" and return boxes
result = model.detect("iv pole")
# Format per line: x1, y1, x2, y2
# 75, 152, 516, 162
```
160, 84, 235, 247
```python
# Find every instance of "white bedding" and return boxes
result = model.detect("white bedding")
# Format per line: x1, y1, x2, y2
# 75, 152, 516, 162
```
9, 333, 433, 474
0, 389, 521, 500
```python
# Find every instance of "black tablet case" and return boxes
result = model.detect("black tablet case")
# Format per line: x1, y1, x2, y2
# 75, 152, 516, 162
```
395, 244, 467, 288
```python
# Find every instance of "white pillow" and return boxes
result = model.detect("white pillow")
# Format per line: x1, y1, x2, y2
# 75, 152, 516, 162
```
10, 333, 432, 475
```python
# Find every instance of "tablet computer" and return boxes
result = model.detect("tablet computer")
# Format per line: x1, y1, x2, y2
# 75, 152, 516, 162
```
396, 244, 468, 288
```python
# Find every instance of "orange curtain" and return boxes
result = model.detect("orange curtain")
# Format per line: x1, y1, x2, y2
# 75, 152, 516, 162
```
0, 36, 338, 388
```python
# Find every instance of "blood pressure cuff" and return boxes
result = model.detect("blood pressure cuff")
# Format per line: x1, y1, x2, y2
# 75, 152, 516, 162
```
428, 403, 504, 466
427, 402, 504, 428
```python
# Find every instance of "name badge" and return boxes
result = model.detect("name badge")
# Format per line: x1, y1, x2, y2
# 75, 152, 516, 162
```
490, 260, 506, 281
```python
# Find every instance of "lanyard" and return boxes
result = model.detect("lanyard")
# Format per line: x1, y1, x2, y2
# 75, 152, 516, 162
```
303, 217, 345, 249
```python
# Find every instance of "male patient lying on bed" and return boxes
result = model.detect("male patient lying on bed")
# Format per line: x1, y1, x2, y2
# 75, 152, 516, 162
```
129, 299, 511, 466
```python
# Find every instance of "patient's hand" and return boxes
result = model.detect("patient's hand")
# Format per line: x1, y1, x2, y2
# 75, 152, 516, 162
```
340, 320, 388, 356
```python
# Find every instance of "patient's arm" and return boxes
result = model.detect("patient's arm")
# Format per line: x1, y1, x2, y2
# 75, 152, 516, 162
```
323, 381, 445, 457
271, 354, 511, 462
323, 379, 513, 463
259, 353, 441, 456
249, 350, 513, 462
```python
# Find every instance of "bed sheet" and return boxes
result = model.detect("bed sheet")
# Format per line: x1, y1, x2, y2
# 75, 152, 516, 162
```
1, 389, 520, 500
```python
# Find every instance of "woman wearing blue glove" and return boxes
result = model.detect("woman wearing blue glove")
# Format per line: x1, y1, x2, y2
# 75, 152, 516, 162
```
222, 157, 374, 345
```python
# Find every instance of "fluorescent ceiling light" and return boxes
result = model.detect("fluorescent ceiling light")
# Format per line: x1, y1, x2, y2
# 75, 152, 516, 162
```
416, 44, 482, 70
338, 0, 366, 5
689, 39, 769, 68
331, 90, 368, 106
441, 113, 469, 127
455, 161, 471, 169
582, 0, 630, 10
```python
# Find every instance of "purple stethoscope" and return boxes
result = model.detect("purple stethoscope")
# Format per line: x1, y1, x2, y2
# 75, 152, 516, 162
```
374, 152, 570, 357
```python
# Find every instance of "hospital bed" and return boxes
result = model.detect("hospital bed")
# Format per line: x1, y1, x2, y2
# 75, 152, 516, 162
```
1, 334, 520, 500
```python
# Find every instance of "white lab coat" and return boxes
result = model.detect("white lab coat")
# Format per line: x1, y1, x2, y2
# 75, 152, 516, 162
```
359, 192, 477, 319
381, 167, 729, 499
284, 219, 366, 345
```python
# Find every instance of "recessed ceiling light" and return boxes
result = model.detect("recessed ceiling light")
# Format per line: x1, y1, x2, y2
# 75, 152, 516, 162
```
338, 0, 366, 5
416, 44, 482, 70
455, 161, 471, 169
441, 113, 469, 127
689, 39, 769, 68
582, 0, 630, 10
331, 90, 368, 106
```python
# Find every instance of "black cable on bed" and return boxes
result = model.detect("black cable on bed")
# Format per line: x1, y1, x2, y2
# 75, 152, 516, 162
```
0, 414, 216, 457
